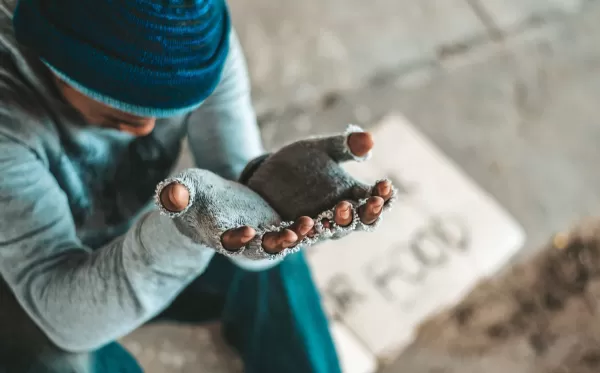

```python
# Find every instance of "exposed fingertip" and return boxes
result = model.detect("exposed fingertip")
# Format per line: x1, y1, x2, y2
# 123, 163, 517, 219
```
299, 223, 314, 236
240, 226, 256, 238
369, 196, 385, 205
282, 229, 298, 242
369, 196, 385, 214
261, 233, 279, 253
239, 234, 254, 245
358, 196, 385, 225
160, 182, 190, 212
335, 201, 353, 226
221, 236, 241, 252
373, 204, 383, 215
376, 181, 392, 197
297, 216, 314, 227
223, 226, 256, 251
336, 200, 352, 210
347, 132, 374, 157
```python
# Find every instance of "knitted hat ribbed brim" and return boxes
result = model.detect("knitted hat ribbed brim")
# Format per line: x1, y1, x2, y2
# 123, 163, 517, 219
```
13, 0, 231, 117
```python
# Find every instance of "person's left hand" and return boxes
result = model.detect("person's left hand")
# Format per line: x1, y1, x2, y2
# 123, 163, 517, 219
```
240, 125, 396, 242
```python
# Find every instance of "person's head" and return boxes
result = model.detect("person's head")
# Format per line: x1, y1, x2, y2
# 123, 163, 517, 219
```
12, 0, 231, 136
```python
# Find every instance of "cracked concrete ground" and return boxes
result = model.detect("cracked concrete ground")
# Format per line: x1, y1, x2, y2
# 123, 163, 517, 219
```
121, 0, 600, 371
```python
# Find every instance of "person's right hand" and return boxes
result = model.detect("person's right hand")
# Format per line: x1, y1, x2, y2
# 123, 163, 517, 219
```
155, 169, 316, 259
239, 125, 396, 242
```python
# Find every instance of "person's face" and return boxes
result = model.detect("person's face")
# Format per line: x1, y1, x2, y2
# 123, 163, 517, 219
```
53, 75, 157, 137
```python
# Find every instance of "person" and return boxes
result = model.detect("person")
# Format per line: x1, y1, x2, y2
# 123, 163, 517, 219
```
0, 0, 391, 372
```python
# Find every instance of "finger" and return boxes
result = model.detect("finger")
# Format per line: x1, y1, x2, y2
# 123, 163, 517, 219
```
262, 229, 298, 254
302, 126, 373, 163
334, 201, 354, 227
347, 132, 374, 158
160, 182, 190, 213
289, 217, 315, 242
358, 196, 385, 225
221, 226, 256, 252
372, 180, 393, 202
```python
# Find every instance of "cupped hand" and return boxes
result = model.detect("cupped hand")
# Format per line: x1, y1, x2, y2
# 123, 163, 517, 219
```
158, 177, 316, 256
242, 125, 396, 239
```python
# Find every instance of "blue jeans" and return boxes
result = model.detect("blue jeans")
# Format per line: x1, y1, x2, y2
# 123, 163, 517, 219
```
0, 252, 341, 373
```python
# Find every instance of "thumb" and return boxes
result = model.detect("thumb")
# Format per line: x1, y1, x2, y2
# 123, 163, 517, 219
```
347, 132, 374, 158
160, 182, 190, 213
301, 127, 374, 164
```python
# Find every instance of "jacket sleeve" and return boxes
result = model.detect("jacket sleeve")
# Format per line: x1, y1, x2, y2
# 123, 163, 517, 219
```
0, 134, 216, 352
186, 29, 265, 182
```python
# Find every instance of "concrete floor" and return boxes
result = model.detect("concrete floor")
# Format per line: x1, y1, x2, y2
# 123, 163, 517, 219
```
249, 0, 600, 255
121, 0, 600, 371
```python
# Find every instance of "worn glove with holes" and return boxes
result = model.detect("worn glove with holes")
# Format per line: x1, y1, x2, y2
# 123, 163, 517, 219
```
240, 124, 397, 245
154, 169, 295, 260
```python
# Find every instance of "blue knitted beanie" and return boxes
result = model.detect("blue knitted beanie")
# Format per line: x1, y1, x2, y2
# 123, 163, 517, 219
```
13, 0, 231, 117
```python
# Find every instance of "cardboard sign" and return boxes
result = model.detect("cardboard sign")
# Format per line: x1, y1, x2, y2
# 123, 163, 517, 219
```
307, 114, 526, 370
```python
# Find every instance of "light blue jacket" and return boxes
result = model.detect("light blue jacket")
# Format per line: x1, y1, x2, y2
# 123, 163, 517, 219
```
0, 2, 275, 354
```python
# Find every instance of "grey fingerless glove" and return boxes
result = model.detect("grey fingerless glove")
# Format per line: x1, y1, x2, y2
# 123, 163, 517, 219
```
154, 169, 299, 260
240, 124, 397, 241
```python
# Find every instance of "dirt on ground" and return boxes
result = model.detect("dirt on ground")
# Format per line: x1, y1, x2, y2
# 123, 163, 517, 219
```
407, 217, 600, 373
